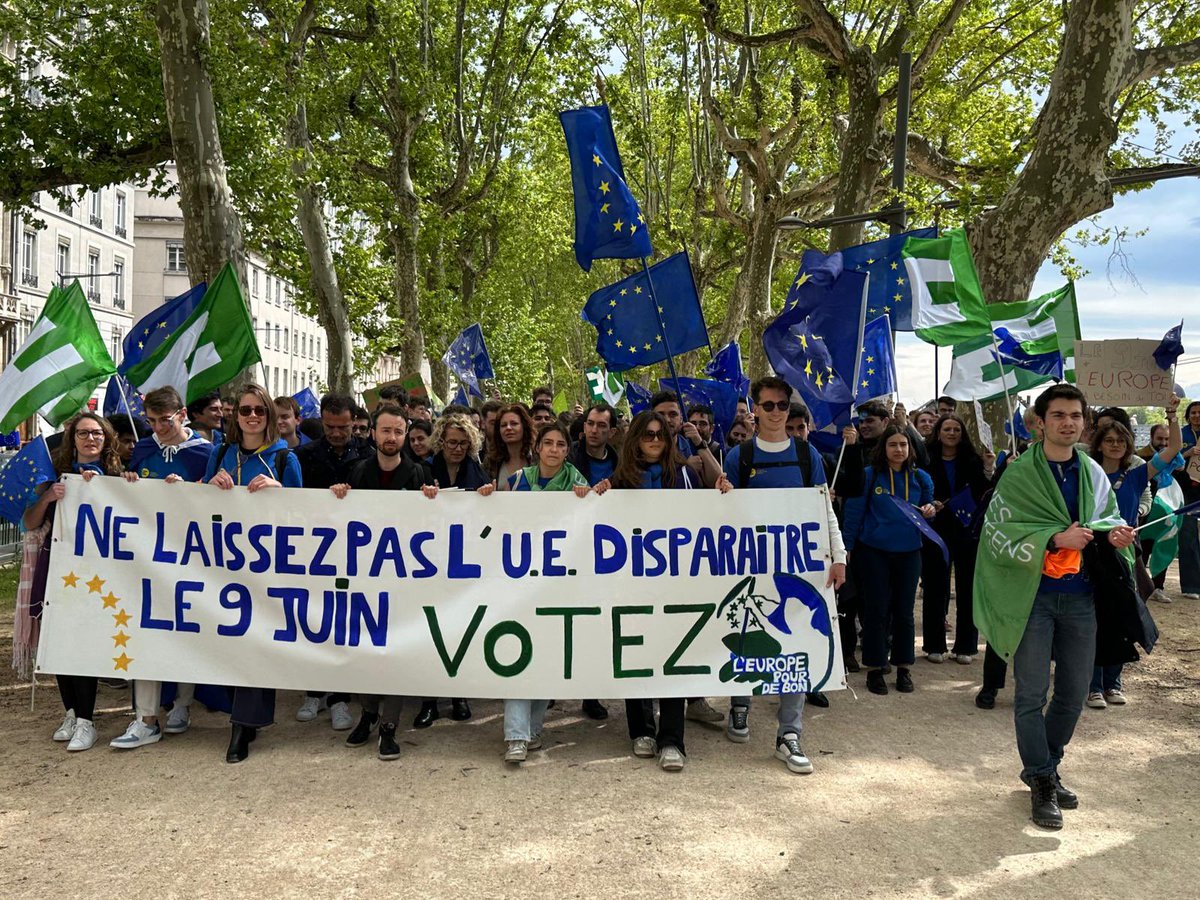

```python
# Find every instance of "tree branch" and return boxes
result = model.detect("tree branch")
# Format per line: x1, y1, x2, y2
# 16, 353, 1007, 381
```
1126, 37, 1200, 87
697, 0, 827, 54
793, 0, 855, 65
911, 0, 973, 80
0, 133, 173, 204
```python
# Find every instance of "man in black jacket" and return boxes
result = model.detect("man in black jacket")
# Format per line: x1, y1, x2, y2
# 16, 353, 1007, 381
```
332, 404, 432, 760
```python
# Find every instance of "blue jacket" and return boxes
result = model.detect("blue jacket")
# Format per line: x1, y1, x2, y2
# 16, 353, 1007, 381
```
843, 466, 934, 553
204, 438, 303, 487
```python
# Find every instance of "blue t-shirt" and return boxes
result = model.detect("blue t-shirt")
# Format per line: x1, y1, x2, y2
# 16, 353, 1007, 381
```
721, 438, 827, 489
1109, 464, 1150, 528
585, 455, 615, 486
942, 458, 958, 494
129, 432, 214, 482
1040, 454, 1090, 594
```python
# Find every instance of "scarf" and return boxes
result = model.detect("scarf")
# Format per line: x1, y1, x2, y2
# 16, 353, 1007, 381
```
516, 461, 587, 492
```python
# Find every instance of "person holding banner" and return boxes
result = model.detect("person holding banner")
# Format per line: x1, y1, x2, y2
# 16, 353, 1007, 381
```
488, 403, 534, 490
651, 392, 722, 488
843, 425, 935, 696
26, 413, 132, 752
203, 384, 303, 763
1177, 401, 1200, 599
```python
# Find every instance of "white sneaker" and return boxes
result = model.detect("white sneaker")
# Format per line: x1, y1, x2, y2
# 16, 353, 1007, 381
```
110, 719, 162, 750
504, 740, 528, 762
659, 746, 685, 772
66, 718, 97, 752
1086, 691, 1107, 709
632, 736, 657, 758
926, 653, 944, 664
164, 704, 190, 734
296, 696, 322, 722
685, 698, 724, 723
1104, 689, 1128, 705
1148, 589, 1172, 604
329, 701, 354, 731
527, 734, 544, 752
775, 732, 814, 774
52, 711, 77, 742
954, 654, 974, 665
1182, 593, 1200, 600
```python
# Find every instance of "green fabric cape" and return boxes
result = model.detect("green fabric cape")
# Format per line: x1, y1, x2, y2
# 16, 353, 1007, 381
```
973, 443, 1128, 659
516, 460, 588, 492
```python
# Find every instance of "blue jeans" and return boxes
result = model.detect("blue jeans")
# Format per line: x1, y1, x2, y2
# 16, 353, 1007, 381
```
731, 692, 807, 738
1089, 664, 1122, 694
1179, 513, 1200, 594
503, 699, 549, 741
1011, 590, 1096, 779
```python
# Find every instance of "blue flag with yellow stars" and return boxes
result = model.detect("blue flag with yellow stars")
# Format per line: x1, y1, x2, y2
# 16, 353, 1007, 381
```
117, 282, 207, 375
659, 377, 739, 445
442, 323, 495, 396
626, 380, 652, 415
581, 251, 709, 372
560, 105, 653, 272
854, 315, 898, 404
102, 374, 145, 420
0, 436, 56, 525
764, 249, 865, 429
704, 342, 750, 398
840, 228, 937, 331
292, 386, 320, 419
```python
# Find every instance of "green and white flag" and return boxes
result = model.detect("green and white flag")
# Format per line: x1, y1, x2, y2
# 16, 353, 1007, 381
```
943, 283, 1081, 401
584, 365, 625, 406
0, 282, 116, 431
123, 263, 261, 404
902, 228, 992, 346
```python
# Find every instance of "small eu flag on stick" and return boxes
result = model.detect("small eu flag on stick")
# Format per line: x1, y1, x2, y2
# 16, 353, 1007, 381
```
0, 436, 56, 525
1153, 320, 1184, 371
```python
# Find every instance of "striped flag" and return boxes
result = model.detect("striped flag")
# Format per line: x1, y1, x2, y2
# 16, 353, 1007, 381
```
902, 229, 991, 346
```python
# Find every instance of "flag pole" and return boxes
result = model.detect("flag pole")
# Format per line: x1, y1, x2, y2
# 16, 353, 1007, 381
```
640, 256, 683, 389
831, 275, 872, 488
987, 329, 1019, 459
113, 376, 141, 439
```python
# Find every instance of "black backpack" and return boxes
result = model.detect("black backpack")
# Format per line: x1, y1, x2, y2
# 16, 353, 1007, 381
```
737, 437, 813, 489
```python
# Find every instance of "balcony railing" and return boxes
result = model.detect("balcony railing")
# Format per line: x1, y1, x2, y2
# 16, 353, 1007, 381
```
20, 273, 38, 288
114, 225, 127, 239
88, 214, 102, 228
86, 289, 100, 303
112, 295, 126, 310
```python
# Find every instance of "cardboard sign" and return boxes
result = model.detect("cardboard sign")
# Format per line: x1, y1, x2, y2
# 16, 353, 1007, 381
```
1073, 340, 1174, 406
362, 372, 429, 410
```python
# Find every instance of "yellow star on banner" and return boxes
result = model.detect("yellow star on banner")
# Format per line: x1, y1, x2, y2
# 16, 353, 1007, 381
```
620, 288, 628, 296
861, 380, 869, 388
615, 340, 623, 348
600, 202, 610, 214
630, 225, 637, 235
891, 261, 898, 270
867, 258, 876, 265
62, 572, 79, 589
643, 343, 651, 351
137, 341, 144, 349
866, 355, 875, 363
655, 335, 662, 342
613, 219, 623, 232
638, 212, 645, 223
868, 307, 877, 315
815, 372, 824, 388
86, 575, 104, 594
113, 652, 132, 672
607, 329, 613, 335
101, 592, 119, 609
599, 181, 610, 194
883, 305, 891, 313
799, 334, 808, 350
113, 609, 131, 628
893, 293, 902, 302
804, 360, 812, 377
592, 153, 601, 166
634, 286, 643, 294
793, 272, 810, 289
629, 345, 637, 354
609, 299, 617, 307
658, 306, 664, 313
112, 632, 130, 648
867, 368, 876, 376
896, 276, 905, 285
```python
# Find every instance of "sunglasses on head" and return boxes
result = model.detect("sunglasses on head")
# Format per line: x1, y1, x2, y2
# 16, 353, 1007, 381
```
239, 405, 268, 417
757, 400, 787, 412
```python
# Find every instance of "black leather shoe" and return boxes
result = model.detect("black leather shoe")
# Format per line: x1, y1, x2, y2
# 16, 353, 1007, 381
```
346, 712, 378, 747
1054, 774, 1079, 810
843, 656, 861, 673
451, 698, 472, 721
975, 688, 997, 710
1030, 774, 1063, 828
867, 669, 888, 695
582, 699, 609, 720
413, 700, 440, 728
226, 725, 256, 764
378, 724, 401, 761
807, 691, 829, 708
896, 668, 914, 693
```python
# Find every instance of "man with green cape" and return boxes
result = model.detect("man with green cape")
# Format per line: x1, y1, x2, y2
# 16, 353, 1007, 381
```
974, 384, 1138, 830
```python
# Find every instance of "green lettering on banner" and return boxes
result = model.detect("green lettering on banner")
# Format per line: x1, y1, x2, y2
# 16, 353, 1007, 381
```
612, 605, 653, 678
662, 603, 715, 675
424, 604, 487, 676
536, 607, 602, 678
483, 620, 533, 676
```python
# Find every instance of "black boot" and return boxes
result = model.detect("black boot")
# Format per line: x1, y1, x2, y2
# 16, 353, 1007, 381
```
582, 699, 609, 720
346, 711, 378, 747
895, 668, 914, 693
866, 669, 888, 695
451, 698, 472, 721
807, 691, 829, 708
1053, 773, 1079, 810
975, 688, 997, 710
226, 725, 256, 764
378, 723, 401, 761
1030, 774, 1063, 829
413, 700, 440, 728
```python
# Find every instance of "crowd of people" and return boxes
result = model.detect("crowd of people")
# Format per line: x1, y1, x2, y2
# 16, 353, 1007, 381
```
16, 375, 1200, 829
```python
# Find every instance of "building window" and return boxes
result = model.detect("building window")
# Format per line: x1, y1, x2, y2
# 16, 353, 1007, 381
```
265, 274, 272, 300
56, 240, 70, 279
274, 324, 281, 350
308, 334, 314, 358
115, 192, 127, 238
276, 280, 282, 305
89, 190, 103, 228
264, 320, 271, 348
252, 268, 259, 296
21, 231, 37, 287
316, 337, 321, 361
113, 258, 125, 309
166, 242, 186, 272
111, 328, 122, 366
273, 367, 279, 394
87, 250, 101, 302
283, 328, 289, 356
293, 332, 299, 354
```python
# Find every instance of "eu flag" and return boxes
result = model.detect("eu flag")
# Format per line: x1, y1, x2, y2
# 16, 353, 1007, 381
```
855, 315, 898, 404
626, 380, 652, 415
559, 105, 653, 271
102, 375, 145, 419
582, 251, 709, 372
992, 326, 1064, 379
292, 387, 320, 419
442, 324, 495, 396
659, 377, 739, 444
1153, 320, 1184, 370
704, 342, 750, 398
117, 282, 207, 375
840, 228, 938, 331
764, 250, 865, 428
0, 436, 56, 525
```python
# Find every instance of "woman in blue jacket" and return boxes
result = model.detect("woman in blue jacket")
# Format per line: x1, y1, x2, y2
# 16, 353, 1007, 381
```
843, 425, 935, 695
203, 383, 303, 762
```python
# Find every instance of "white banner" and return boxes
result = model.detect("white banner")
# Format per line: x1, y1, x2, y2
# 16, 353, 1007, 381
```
37, 476, 844, 698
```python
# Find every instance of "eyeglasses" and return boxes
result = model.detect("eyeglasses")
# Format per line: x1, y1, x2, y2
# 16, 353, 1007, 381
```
757, 400, 787, 412
443, 439, 469, 450
352, 425, 370, 434
75, 430, 104, 440
145, 411, 182, 427
238, 405, 268, 418
640, 430, 666, 442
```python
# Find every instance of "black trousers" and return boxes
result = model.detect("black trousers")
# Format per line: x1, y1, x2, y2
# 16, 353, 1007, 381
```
232, 687, 275, 728
838, 569, 862, 661
855, 544, 921, 668
982, 644, 1008, 691
921, 534, 979, 656
625, 699, 686, 754
57, 674, 97, 720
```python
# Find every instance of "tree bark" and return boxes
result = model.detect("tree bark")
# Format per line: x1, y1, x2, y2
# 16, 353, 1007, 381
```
154, 0, 245, 287
722, 198, 782, 376
827, 56, 886, 250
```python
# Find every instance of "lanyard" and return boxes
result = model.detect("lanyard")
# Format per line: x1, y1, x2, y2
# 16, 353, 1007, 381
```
889, 468, 910, 503
234, 444, 269, 486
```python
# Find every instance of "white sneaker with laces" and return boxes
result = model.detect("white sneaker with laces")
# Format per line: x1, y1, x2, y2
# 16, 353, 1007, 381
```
110, 719, 162, 750
1086, 691, 1107, 709
1104, 689, 1127, 705
296, 696, 322, 722
659, 746, 685, 771
1148, 589, 1172, 604
67, 718, 97, 752
504, 740, 528, 762
632, 736, 657, 758
329, 701, 354, 731
164, 704, 190, 734
775, 732, 813, 774
53, 711, 77, 742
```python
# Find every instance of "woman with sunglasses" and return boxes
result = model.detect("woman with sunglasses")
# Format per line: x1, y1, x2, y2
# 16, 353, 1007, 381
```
594, 411, 732, 771
488, 403, 534, 490
25, 413, 131, 752
203, 384, 303, 762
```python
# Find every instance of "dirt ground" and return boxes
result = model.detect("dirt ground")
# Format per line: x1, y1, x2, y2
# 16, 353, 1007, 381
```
1, 574, 1197, 900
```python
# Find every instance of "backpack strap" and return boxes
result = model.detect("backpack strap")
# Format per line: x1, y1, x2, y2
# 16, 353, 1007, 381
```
273, 448, 294, 483
738, 437, 814, 487
737, 438, 756, 489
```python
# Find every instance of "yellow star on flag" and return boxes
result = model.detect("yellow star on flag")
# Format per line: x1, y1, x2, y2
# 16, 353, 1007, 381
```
158, 322, 167, 328
643, 343, 651, 351
804, 360, 812, 377
893, 293, 902, 302
655, 335, 662, 342
620, 288, 628, 296
599, 181, 610, 195
861, 380, 869, 388
658, 306, 664, 313
600, 202, 610, 214
794, 272, 811, 289
62, 572, 79, 589
101, 592, 119, 609
866, 355, 875, 363
867, 258, 875, 265
815, 372, 824, 388
896, 276, 905, 285
634, 286, 643, 294
628, 346, 637, 354
630, 225, 637, 235
615, 340, 623, 348
891, 261, 898, 270
607, 329, 613, 335
610, 299, 617, 307
799, 334, 808, 350
613, 219, 624, 232
867, 368, 876, 376
137, 341, 144, 349
86, 575, 104, 594
113, 652, 132, 672
883, 305, 891, 313
112, 632, 130, 648
113, 609, 131, 627
592, 153, 601, 166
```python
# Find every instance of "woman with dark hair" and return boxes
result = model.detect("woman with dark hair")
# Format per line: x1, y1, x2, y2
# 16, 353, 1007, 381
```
428, 414, 489, 491
597, 411, 731, 771
489, 403, 534, 489
203, 383, 303, 763
921, 414, 992, 665
25, 413, 130, 752
843, 425, 935, 695
405, 418, 433, 464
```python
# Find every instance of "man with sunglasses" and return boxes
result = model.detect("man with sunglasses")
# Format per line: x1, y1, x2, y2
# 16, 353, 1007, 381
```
112, 386, 215, 749
720, 376, 847, 774
651, 390, 722, 488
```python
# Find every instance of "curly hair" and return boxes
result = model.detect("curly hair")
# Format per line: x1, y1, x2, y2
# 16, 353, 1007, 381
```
431, 414, 482, 458
54, 412, 123, 476
486, 403, 533, 476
